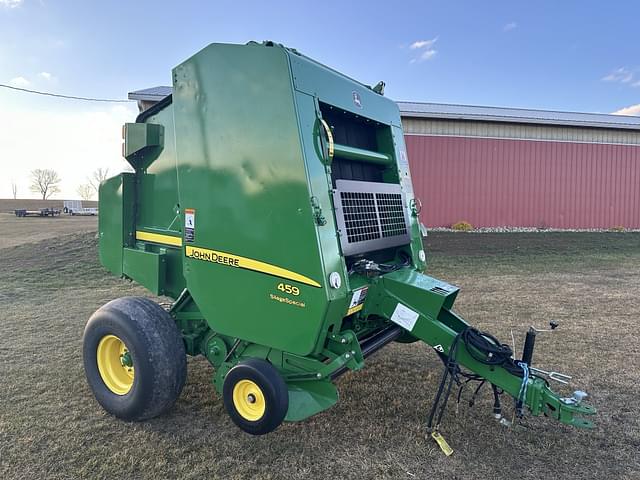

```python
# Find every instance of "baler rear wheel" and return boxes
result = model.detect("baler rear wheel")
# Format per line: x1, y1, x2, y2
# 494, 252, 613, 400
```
222, 358, 288, 435
82, 297, 187, 421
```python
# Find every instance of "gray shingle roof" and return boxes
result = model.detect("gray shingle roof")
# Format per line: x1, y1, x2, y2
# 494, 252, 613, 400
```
128, 87, 640, 130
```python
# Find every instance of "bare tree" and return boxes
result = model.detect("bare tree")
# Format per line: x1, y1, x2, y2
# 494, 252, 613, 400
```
11, 180, 17, 199
77, 183, 93, 201
89, 167, 109, 195
29, 169, 61, 200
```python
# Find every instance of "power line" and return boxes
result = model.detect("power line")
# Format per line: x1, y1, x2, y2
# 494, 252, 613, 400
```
0, 83, 133, 103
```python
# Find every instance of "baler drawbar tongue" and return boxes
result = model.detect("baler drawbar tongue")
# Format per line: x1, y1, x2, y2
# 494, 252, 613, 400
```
364, 268, 596, 436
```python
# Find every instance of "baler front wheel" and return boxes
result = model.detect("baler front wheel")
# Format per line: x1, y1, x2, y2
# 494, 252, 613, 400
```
83, 297, 187, 421
222, 358, 288, 435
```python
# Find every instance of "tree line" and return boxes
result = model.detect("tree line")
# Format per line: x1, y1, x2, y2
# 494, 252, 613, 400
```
10, 168, 110, 201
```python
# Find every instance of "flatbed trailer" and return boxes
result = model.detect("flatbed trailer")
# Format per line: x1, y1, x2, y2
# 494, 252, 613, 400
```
63, 200, 98, 216
14, 208, 61, 217
70, 208, 98, 216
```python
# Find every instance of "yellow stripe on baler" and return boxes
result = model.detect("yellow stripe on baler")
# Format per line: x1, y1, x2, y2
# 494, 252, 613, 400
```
135, 231, 183, 247
185, 245, 322, 288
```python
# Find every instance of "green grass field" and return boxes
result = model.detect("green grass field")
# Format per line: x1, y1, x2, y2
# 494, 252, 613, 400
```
1, 215, 639, 479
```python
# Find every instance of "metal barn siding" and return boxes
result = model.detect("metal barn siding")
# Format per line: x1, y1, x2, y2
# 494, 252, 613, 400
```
405, 135, 640, 229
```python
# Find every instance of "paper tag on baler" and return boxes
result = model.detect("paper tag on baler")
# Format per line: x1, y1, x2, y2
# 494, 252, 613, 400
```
390, 303, 419, 331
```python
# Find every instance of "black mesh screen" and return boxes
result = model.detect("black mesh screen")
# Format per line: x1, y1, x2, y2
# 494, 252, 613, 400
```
340, 191, 380, 243
334, 180, 410, 256
376, 193, 407, 238
338, 189, 408, 247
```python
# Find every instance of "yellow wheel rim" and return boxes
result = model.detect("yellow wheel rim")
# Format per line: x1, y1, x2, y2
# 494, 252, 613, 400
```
97, 335, 134, 395
232, 379, 266, 421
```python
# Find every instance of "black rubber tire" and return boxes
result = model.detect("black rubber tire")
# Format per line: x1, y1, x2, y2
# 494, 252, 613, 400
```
222, 358, 289, 435
83, 296, 187, 421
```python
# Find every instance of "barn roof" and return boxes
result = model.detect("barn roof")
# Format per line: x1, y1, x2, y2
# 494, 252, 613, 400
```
396, 101, 640, 131
128, 86, 640, 130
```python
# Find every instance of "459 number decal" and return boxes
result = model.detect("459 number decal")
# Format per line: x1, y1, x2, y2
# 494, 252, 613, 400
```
277, 283, 300, 296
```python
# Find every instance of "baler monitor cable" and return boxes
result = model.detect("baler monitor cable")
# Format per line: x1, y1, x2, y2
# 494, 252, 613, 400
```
427, 327, 531, 441
517, 361, 530, 411
349, 256, 411, 277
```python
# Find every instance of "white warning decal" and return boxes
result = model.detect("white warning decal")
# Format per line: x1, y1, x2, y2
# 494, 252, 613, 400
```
349, 287, 368, 308
346, 287, 368, 316
185, 208, 195, 243
390, 303, 419, 331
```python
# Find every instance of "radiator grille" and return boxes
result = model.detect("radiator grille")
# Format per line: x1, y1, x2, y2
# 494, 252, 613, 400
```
333, 180, 411, 256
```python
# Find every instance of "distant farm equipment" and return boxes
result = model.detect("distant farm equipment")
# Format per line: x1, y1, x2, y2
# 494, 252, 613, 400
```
63, 200, 98, 216
14, 208, 60, 217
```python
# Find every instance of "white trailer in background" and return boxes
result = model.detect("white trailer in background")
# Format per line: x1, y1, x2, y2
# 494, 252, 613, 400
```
63, 200, 98, 216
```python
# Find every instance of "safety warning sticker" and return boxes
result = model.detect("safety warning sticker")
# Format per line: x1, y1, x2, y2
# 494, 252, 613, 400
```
346, 287, 368, 316
184, 209, 195, 243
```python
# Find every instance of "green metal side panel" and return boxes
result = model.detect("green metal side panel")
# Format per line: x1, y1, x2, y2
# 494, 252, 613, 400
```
122, 248, 166, 295
136, 108, 178, 232
99, 173, 134, 275
290, 91, 350, 350
135, 105, 185, 299
172, 43, 328, 356
391, 124, 427, 270
123, 123, 164, 167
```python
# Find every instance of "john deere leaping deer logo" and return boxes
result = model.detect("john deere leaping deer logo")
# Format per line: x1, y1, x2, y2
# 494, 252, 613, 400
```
352, 91, 362, 108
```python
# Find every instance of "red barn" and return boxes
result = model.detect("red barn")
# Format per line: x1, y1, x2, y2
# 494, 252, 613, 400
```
399, 102, 640, 229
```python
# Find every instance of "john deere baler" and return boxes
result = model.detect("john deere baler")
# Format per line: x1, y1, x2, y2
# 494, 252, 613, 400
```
83, 41, 595, 440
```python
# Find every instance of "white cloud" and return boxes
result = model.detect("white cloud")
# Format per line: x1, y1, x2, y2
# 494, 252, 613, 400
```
632, 80, 640, 88
503, 22, 518, 31
419, 49, 437, 61
410, 38, 438, 50
9, 76, 30, 87
409, 37, 438, 63
0, 103, 137, 199
602, 67, 634, 84
0, 0, 23, 8
38, 71, 53, 80
612, 104, 640, 116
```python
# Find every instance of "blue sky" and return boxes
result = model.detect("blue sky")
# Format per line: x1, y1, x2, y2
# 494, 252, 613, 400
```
0, 0, 638, 198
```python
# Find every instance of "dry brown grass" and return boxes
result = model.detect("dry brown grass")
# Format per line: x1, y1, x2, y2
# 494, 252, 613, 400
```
0, 212, 97, 249
0, 217, 638, 479
450, 221, 474, 231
